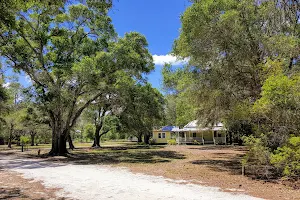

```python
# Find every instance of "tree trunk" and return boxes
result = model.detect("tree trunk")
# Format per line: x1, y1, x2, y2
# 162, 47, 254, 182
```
68, 135, 75, 150
31, 134, 35, 146
137, 134, 142, 143
8, 124, 13, 148
8, 136, 12, 148
229, 132, 233, 145
144, 134, 150, 144
49, 128, 68, 156
92, 125, 101, 148
16, 135, 20, 146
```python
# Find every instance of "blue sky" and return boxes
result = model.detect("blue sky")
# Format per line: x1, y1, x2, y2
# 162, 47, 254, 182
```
2, 0, 190, 91
109, 0, 190, 90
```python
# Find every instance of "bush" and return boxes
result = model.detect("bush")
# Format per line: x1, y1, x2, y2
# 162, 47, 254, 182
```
149, 138, 155, 145
20, 136, 30, 145
271, 136, 300, 178
167, 139, 176, 145
242, 135, 271, 165
242, 135, 273, 178
193, 140, 202, 145
83, 124, 95, 141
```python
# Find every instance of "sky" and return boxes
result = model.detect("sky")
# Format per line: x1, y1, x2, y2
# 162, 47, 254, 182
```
2, 0, 190, 91
109, 0, 190, 90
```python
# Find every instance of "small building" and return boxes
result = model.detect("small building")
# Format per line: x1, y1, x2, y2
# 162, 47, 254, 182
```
175, 120, 226, 145
152, 126, 177, 144
152, 120, 226, 145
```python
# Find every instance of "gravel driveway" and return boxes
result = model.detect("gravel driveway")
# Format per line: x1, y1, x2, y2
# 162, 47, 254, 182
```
0, 155, 263, 200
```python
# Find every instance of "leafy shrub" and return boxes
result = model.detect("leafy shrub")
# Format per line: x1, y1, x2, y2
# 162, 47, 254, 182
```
167, 139, 176, 145
242, 135, 271, 165
83, 124, 95, 141
271, 136, 300, 178
193, 140, 202, 145
20, 136, 30, 145
242, 135, 273, 178
149, 138, 156, 145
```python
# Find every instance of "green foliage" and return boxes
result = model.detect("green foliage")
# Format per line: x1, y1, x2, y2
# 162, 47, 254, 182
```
162, 65, 196, 126
83, 124, 95, 141
242, 135, 271, 167
193, 140, 202, 145
167, 139, 176, 145
0, 0, 155, 154
120, 83, 165, 141
165, 0, 300, 180
271, 137, 300, 177
108, 131, 117, 140
149, 138, 156, 145
20, 135, 30, 145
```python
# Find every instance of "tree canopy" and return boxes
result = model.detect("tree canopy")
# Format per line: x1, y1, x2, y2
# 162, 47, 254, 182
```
0, 0, 156, 155
164, 0, 300, 178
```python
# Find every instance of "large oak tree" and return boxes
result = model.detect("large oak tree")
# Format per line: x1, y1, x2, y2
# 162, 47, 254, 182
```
0, 0, 154, 155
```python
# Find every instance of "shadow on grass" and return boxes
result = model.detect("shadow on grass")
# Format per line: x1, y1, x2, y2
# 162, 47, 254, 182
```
0, 151, 16, 156
0, 145, 185, 168
0, 187, 28, 199
191, 154, 244, 175
60, 146, 186, 165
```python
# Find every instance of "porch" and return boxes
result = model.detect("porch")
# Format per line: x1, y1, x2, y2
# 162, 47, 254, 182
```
175, 131, 226, 145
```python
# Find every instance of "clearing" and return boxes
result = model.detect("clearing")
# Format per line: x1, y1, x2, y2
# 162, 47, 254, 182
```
0, 143, 299, 200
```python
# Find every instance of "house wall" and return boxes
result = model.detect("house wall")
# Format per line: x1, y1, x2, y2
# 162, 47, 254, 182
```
187, 131, 225, 141
152, 130, 226, 144
203, 131, 213, 141
185, 131, 213, 141
152, 131, 172, 144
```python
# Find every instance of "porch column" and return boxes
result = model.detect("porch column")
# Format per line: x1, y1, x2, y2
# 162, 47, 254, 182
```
184, 132, 187, 144
202, 131, 204, 145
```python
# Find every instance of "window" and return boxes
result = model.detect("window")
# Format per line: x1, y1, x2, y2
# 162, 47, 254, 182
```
218, 133, 222, 137
158, 133, 161, 138
193, 132, 196, 137
162, 132, 166, 138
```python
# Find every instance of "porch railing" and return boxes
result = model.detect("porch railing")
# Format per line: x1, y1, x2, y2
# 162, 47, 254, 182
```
176, 137, 204, 144
176, 136, 226, 144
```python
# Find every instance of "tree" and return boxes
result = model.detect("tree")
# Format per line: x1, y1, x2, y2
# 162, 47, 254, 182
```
0, 1, 154, 155
1, 82, 25, 147
120, 83, 165, 144
83, 123, 95, 142
253, 60, 300, 149
171, 0, 300, 177
19, 105, 51, 146
162, 65, 197, 126
0, 76, 8, 134
171, 0, 300, 126
83, 91, 120, 147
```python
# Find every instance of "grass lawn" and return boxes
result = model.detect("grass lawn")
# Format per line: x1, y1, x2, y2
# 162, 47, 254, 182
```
1, 142, 299, 200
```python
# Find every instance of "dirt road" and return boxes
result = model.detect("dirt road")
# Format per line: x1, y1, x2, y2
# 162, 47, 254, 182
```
0, 154, 262, 200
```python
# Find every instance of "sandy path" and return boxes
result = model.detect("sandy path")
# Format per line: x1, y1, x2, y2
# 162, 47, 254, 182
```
0, 155, 263, 200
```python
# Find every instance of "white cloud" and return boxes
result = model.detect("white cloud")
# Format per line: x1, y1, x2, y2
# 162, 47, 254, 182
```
153, 54, 189, 66
3, 82, 10, 88
25, 75, 32, 84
